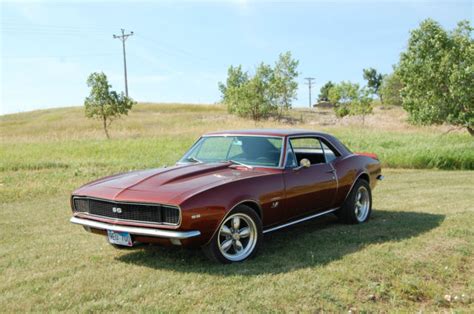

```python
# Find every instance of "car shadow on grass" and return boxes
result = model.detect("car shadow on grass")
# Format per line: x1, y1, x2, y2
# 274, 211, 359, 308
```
115, 209, 444, 275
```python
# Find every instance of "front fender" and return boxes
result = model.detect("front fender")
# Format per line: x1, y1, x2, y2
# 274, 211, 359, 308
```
178, 172, 284, 246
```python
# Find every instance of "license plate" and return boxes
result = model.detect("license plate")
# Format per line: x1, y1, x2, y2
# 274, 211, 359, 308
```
107, 230, 133, 247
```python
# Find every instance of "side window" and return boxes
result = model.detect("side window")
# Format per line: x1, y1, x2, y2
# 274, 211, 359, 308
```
320, 140, 340, 163
289, 137, 325, 165
285, 141, 297, 168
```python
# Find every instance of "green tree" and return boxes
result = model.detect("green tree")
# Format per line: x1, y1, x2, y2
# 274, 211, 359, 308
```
221, 63, 276, 121
328, 81, 373, 123
398, 19, 474, 135
218, 65, 249, 110
84, 72, 135, 139
379, 71, 403, 106
318, 81, 334, 102
351, 89, 373, 125
272, 51, 299, 118
362, 67, 384, 102
219, 52, 299, 122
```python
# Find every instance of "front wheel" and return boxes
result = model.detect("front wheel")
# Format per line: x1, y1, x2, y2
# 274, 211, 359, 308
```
203, 205, 262, 263
337, 179, 372, 224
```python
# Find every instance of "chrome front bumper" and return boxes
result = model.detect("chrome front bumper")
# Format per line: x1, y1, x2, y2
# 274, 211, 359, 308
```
70, 217, 201, 239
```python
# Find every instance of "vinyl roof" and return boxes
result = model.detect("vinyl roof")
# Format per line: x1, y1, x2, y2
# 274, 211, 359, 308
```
204, 129, 330, 137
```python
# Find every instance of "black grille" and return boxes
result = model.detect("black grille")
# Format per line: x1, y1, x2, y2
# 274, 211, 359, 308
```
73, 198, 180, 225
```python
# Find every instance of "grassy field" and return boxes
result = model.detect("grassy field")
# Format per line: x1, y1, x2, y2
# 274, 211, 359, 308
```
0, 103, 473, 311
1, 104, 473, 172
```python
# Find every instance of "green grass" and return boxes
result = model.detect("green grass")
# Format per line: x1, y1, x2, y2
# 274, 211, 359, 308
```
333, 129, 474, 170
0, 170, 472, 311
1, 104, 473, 171
0, 103, 473, 311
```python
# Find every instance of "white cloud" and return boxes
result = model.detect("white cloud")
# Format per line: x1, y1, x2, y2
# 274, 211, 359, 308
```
7, 1, 48, 24
232, 0, 253, 16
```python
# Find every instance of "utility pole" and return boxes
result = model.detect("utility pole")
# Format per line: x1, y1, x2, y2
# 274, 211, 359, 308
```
113, 28, 134, 97
304, 77, 316, 108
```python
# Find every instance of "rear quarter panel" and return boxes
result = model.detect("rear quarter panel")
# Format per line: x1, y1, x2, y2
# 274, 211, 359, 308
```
332, 154, 382, 206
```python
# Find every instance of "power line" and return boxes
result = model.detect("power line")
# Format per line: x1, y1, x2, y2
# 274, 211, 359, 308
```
1, 23, 110, 37
2, 22, 212, 66
1, 29, 110, 38
1, 21, 107, 31
2, 53, 118, 59
113, 28, 134, 97
135, 34, 211, 65
304, 77, 316, 109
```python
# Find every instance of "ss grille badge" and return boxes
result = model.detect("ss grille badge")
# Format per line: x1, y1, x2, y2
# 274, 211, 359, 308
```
112, 207, 122, 214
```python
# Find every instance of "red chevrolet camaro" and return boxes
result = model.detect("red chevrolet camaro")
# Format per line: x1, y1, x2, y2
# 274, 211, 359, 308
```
70, 129, 383, 263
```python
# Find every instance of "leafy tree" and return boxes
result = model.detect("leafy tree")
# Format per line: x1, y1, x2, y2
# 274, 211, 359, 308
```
219, 52, 299, 122
329, 81, 359, 118
328, 81, 373, 123
272, 51, 299, 118
218, 65, 249, 109
221, 63, 276, 121
84, 72, 135, 138
318, 81, 334, 102
350, 89, 373, 124
379, 71, 403, 106
363, 67, 384, 102
398, 19, 474, 135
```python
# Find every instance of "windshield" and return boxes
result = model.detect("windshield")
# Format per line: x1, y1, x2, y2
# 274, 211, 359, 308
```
179, 136, 283, 167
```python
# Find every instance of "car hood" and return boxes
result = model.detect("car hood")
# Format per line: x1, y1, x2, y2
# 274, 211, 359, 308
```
73, 163, 270, 205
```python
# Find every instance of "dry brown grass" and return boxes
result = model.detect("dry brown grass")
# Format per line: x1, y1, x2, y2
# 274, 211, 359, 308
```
1, 103, 466, 143
293, 105, 463, 134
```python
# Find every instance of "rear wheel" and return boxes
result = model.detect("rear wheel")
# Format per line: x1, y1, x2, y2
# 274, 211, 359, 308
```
337, 179, 372, 224
203, 205, 262, 263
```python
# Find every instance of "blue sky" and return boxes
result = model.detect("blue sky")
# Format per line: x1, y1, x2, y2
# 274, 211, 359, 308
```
1, 0, 472, 115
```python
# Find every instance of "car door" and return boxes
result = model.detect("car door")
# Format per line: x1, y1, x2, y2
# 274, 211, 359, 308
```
282, 136, 338, 220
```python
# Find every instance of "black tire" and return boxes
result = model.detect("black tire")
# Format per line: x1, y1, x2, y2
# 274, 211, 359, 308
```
203, 205, 262, 264
337, 179, 372, 224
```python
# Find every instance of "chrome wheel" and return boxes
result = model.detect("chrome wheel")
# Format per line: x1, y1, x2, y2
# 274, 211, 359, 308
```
354, 186, 370, 222
217, 213, 257, 262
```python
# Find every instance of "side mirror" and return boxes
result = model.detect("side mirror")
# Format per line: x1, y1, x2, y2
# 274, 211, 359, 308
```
300, 158, 311, 168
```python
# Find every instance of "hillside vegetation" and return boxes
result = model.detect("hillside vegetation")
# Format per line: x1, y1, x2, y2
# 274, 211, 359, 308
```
1, 103, 473, 172
1, 103, 472, 207
0, 104, 473, 311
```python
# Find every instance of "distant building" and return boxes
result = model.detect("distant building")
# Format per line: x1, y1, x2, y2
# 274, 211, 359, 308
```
313, 101, 334, 108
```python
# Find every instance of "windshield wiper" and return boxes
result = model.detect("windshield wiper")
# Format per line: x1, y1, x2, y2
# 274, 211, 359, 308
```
186, 156, 202, 163
225, 159, 253, 169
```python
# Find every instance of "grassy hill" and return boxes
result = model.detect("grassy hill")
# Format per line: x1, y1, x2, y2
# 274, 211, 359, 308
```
1, 103, 472, 204
2, 103, 473, 166
0, 103, 473, 311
